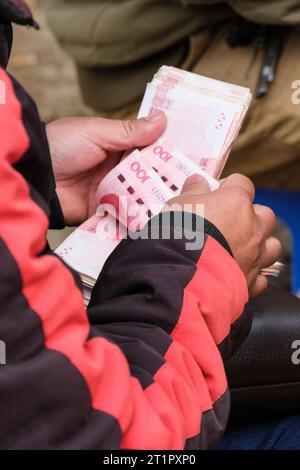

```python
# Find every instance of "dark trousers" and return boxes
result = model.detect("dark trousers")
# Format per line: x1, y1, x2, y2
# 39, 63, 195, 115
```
219, 416, 300, 450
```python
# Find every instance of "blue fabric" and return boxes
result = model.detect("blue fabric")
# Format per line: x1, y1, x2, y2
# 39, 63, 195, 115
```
255, 188, 300, 294
218, 416, 300, 450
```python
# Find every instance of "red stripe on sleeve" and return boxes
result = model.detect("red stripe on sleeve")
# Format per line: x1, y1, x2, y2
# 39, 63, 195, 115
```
166, 235, 248, 438
184, 236, 249, 346
0, 70, 137, 433
123, 237, 248, 445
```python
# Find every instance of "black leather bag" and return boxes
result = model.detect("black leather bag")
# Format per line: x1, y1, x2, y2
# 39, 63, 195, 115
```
225, 286, 300, 423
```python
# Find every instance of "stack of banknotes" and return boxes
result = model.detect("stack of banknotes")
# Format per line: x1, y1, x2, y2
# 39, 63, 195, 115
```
55, 66, 283, 305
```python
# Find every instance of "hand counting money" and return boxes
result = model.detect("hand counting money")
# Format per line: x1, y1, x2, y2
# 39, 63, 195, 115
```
56, 66, 282, 305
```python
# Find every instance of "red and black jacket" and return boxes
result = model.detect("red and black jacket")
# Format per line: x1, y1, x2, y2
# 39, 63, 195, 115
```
0, 0, 250, 450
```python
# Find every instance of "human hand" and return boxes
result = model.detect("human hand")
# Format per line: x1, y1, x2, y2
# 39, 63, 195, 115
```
168, 174, 281, 297
47, 113, 167, 226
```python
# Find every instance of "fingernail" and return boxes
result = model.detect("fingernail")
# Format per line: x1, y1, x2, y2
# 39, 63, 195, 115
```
144, 111, 164, 123
184, 175, 204, 187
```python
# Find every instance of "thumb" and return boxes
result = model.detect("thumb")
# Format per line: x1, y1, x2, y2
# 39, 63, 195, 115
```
98, 112, 167, 151
182, 174, 211, 195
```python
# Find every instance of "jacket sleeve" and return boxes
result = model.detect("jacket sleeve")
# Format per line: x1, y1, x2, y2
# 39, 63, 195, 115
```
0, 68, 249, 450
45, 122, 65, 230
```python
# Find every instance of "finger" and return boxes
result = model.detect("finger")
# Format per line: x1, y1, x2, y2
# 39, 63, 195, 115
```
221, 173, 255, 201
182, 175, 211, 195
258, 237, 282, 269
249, 274, 268, 298
96, 112, 167, 151
254, 204, 276, 238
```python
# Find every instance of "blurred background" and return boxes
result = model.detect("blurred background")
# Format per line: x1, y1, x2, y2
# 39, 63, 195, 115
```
9, 0, 94, 121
